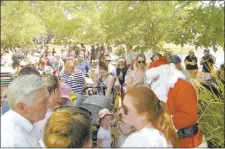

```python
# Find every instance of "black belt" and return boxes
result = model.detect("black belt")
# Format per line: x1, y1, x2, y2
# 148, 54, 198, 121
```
177, 123, 198, 139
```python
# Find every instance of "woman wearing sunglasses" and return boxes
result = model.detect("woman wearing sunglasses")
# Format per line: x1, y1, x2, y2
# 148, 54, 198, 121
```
119, 87, 178, 147
126, 53, 147, 91
43, 106, 92, 148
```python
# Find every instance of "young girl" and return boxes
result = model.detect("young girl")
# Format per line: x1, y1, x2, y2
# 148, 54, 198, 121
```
97, 108, 114, 148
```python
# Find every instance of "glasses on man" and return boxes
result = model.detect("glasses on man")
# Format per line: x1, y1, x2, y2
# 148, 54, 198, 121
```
105, 60, 111, 62
138, 61, 145, 64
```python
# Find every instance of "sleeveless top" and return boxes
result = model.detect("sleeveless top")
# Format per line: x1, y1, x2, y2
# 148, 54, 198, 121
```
97, 73, 115, 102
130, 70, 148, 87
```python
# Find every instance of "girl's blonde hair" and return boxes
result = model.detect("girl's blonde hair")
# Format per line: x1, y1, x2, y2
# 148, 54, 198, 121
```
64, 60, 77, 74
44, 107, 91, 148
126, 87, 178, 147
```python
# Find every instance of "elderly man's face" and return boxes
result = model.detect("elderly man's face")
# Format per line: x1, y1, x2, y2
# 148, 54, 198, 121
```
22, 88, 50, 123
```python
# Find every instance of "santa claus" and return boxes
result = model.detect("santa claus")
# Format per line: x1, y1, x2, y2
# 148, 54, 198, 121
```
145, 56, 207, 148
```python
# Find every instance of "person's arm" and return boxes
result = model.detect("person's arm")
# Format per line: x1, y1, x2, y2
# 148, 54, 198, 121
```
126, 71, 143, 90
184, 60, 191, 65
106, 76, 115, 97
86, 61, 91, 73
168, 82, 198, 129
190, 57, 198, 65
208, 57, 215, 64
97, 138, 103, 148
200, 58, 205, 65
93, 68, 99, 87
97, 128, 104, 148
119, 123, 132, 136
184, 56, 190, 65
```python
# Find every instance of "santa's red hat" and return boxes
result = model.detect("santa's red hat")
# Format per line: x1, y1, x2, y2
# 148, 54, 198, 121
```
149, 56, 169, 69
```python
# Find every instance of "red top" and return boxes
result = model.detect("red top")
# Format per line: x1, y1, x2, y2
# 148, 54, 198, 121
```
167, 78, 203, 147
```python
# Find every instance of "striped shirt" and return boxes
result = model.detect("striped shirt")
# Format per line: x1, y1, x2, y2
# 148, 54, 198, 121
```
61, 70, 84, 94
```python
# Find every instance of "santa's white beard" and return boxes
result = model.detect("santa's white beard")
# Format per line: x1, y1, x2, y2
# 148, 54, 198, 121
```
145, 63, 186, 102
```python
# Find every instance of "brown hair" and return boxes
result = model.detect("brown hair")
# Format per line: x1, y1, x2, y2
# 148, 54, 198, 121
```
99, 61, 108, 71
44, 108, 91, 148
39, 58, 46, 66
126, 87, 178, 147
189, 50, 194, 55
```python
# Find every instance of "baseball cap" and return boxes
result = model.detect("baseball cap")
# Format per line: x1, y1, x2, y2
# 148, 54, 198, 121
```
169, 55, 181, 64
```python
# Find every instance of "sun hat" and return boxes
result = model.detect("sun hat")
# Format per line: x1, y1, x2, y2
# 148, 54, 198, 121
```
60, 82, 72, 100
98, 108, 114, 124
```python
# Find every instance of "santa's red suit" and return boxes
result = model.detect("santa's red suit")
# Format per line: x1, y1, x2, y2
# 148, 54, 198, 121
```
146, 56, 206, 148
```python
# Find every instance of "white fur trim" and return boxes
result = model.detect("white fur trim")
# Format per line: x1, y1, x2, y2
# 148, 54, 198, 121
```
145, 64, 186, 102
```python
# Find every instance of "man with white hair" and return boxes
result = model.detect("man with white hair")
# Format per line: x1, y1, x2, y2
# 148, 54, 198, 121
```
1, 75, 50, 147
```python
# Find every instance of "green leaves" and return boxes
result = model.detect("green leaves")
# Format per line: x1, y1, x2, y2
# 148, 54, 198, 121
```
1, 1, 224, 50
1, 1, 46, 47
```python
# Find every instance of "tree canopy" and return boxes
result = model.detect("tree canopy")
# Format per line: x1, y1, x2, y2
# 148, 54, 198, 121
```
1, 1, 224, 51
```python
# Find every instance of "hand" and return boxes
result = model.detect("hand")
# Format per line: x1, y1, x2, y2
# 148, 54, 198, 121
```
135, 77, 144, 85
201, 59, 205, 63
131, 126, 137, 132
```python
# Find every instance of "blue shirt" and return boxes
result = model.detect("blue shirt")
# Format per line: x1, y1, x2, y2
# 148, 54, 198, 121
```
2, 98, 10, 115
76, 60, 91, 75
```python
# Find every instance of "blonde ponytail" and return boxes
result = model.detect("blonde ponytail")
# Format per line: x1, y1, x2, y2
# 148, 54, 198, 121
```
44, 109, 91, 148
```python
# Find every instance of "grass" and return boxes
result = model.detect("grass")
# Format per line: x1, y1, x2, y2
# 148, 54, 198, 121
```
193, 69, 224, 148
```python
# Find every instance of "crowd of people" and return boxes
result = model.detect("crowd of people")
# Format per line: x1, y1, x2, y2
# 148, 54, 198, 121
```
1, 43, 224, 148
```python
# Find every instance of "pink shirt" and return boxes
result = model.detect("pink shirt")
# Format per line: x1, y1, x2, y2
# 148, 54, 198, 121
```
35, 109, 53, 133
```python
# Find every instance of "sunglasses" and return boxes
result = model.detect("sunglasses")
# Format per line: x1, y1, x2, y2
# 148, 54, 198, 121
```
138, 61, 145, 64
105, 60, 111, 62
54, 105, 92, 123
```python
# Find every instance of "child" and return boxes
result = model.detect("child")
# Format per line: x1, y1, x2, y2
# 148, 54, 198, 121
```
97, 108, 114, 148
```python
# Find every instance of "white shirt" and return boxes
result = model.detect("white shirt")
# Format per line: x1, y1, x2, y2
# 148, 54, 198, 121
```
1, 110, 42, 147
97, 127, 112, 148
122, 127, 172, 147
95, 64, 117, 78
